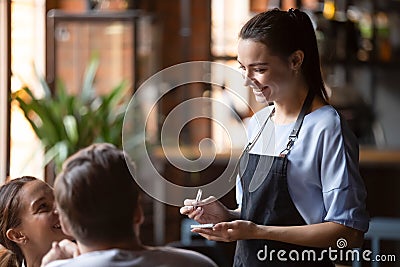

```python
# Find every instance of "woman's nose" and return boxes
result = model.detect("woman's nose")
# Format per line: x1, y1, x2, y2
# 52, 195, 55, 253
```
243, 75, 252, 86
243, 74, 257, 88
52, 205, 59, 215
241, 69, 254, 86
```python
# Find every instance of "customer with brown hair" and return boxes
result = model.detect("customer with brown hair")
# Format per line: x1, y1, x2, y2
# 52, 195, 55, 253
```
42, 143, 217, 267
0, 176, 69, 267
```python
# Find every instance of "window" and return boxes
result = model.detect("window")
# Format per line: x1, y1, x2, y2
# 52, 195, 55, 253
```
9, 0, 46, 178
210, 0, 256, 152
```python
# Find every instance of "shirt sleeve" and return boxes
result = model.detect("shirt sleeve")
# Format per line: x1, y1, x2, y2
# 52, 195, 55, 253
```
320, 114, 369, 232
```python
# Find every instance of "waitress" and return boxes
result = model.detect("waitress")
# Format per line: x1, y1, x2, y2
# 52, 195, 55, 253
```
180, 8, 369, 266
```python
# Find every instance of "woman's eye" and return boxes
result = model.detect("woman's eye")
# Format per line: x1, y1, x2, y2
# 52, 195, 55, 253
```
254, 68, 266, 73
38, 203, 50, 212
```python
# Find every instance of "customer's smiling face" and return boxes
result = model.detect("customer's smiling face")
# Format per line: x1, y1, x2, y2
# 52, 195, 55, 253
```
8, 180, 68, 255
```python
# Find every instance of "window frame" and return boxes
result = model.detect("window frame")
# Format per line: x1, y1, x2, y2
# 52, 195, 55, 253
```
0, 0, 11, 183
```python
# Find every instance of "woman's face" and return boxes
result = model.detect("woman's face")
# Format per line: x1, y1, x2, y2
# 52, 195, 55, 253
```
12, 180, 68, 254
237, 39, 296, 104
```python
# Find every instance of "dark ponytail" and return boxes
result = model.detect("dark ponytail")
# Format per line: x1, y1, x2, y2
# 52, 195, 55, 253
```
0, 176, 37, 267
239, 8, 329, 101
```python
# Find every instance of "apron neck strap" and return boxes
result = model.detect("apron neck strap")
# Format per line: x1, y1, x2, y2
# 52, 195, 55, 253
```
280, 90, 315, 156
245, 107, 275, 152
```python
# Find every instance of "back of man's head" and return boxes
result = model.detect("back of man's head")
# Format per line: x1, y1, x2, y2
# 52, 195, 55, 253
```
54, 143, 139, 246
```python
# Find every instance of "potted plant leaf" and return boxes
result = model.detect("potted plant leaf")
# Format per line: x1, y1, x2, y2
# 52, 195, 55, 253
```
11, 54, 129, 176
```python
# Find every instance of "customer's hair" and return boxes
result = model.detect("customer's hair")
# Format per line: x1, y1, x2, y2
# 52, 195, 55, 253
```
239, 8, 328, 101
55, 143, 139, 245
0, 176, 37, 267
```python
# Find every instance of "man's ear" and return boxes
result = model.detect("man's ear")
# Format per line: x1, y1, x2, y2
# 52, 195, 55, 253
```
133, 203, 144, 226
6, 228, 27, 245
60, 222, 74, 237
58, 212, 74, 237
289, 50, 304, 71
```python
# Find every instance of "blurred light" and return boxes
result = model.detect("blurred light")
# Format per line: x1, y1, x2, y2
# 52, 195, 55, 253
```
323, 0, 335, 20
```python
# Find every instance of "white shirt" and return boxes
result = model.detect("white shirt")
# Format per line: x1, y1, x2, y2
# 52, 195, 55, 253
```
45, 247, 217, 267
236, 105, 369, 232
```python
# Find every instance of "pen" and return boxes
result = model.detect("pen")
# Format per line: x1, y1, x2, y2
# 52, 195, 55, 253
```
194, 188, 202, 208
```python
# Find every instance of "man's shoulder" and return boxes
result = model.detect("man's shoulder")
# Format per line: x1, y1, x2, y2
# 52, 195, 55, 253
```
45, 247, 217, 267
146, 246, 218, 267
44, 249, 140, 267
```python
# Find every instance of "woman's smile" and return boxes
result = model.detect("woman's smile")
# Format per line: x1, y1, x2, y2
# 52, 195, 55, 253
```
251, 85, 271, 102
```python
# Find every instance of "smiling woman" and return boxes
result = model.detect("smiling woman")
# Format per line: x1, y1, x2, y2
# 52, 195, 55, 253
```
181, 8, 369, 267
0, 176, 69, 267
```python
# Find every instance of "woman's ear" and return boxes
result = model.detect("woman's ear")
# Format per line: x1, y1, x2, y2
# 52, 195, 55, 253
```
6, 228, 27, 245
289, 50, 304, 71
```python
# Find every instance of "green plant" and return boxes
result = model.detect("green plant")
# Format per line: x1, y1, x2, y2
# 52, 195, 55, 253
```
11, 55, 129, 173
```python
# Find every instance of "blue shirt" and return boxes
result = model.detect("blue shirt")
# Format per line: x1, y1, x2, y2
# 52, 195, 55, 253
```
236, 105, 369, 232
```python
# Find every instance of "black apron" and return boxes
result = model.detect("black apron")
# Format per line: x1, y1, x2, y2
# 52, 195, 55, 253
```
233, 92, 334, 267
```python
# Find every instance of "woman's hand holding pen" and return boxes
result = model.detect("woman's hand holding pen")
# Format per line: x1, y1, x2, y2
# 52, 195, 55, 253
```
179, 195, 238, 224
180, 191, 245, 242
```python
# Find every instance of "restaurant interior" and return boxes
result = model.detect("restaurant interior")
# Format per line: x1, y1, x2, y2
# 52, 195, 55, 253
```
1, 0, 400, 266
